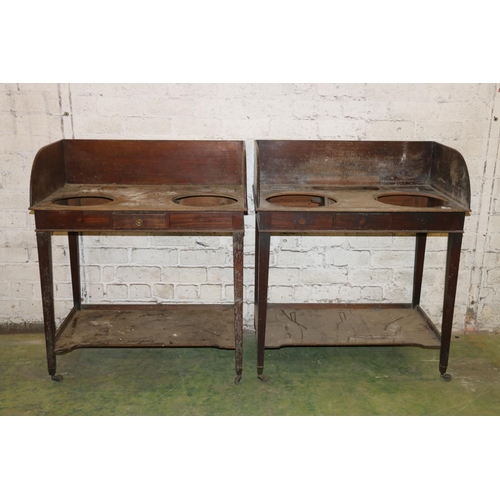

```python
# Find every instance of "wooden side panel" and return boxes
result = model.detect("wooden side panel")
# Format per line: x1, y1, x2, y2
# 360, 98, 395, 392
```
64, 140, 245, 185
30, 141, 66, 207
430, 143, 471, 210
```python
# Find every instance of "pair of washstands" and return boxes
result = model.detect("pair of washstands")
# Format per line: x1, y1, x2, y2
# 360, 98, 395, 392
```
29, 140, 470, 382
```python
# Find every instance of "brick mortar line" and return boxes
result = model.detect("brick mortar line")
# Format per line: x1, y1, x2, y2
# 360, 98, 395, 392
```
474, 86, 500, 327
466, 84, 500, 330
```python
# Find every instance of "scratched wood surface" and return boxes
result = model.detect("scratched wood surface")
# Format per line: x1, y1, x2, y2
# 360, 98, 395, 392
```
55, 307, 236, 353
30, 139, 248, 211
255, 140, 470, 211
257, 185, 465, 212
264, 306, 441, 348
30, 184, 246, 212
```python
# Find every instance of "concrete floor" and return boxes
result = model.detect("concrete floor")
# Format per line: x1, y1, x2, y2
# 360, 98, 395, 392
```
1, 330, 500, 415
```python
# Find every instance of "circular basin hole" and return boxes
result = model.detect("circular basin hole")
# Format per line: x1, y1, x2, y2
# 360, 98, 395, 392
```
173, 195, 237, 207
266, 194, 336, 207
377, 193, 447, 208
53, 196, 114, 206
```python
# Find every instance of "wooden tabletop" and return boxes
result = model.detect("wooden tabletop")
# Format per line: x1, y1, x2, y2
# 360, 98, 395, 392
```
31, 183, 247, 213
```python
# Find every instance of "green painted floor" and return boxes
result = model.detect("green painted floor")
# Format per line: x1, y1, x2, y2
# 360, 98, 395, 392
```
1, 331, 500, 415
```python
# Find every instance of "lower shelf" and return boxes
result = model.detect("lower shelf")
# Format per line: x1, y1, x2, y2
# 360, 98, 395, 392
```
264, 303, 441, 348
55, 304, 236, 354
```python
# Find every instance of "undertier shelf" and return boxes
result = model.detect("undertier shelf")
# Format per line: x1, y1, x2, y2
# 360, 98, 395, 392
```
55, 305, 236, 353
265, 304, 441, 348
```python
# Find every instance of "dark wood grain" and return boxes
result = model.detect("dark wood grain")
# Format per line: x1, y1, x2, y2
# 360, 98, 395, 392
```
35, 211, 111, 230
439, 232, 463, 376
64, 140, 245, 185
30, 140, 66, 207
431, 143, 471, 209
256, 228, 271, 376
68, 232, 81, 309
412, 233, 427, 307
336, 213, 391, 230
270, 212, 334, 230
36, 232, 57, 376
233, 232, 244, 377
391, 212, 462, 231
169, 213, 234, 230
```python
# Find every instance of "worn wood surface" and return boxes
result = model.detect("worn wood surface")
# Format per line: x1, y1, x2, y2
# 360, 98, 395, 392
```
258, 186, 466, 213
30, 140, 247, 215
233, 232, 244, 375
30, 141, 66, 206
412, 233, 427, 307
255, 140, 470, 211
258, 211, 465, 233
36, 232, 57, 376
255, 229, 271, 374
68, 232, 81, 309
55, 306, 237, 353
30, 184, 246, 212
264, 305, 441, 348
30, 140, 247, 379
431, 142, 471, 210
439, 232, 463, 374
256, 140, 432, 187
253, 140, 469, 377
35, 210, 244, 232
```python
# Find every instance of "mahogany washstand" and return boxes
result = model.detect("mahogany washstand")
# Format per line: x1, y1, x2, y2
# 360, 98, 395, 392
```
30, 140, 247, 383
254, 140, 470, 381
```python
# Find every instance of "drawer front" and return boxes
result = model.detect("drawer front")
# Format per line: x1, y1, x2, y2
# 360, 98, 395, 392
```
35, 211, 111, 230
335, 213, 391, 230
113, 213, 167, 230
169, 213, 234, 230
391, 213, 461, 231
269, 212, 333, 230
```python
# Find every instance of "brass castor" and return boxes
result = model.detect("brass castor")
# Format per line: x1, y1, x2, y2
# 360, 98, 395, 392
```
441, 373, 452, 382
51, 374, 63, 381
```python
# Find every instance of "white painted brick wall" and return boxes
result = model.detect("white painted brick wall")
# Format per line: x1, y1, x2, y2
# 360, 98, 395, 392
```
1, 83, 499, 333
